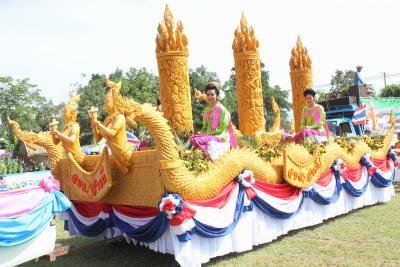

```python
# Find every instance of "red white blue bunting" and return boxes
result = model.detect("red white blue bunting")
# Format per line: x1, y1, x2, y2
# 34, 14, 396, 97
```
62, 150, 396, 245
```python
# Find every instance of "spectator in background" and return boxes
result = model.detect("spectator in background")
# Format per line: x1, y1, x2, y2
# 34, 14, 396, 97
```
354, 65, 366, 86
364, 119, 373, 134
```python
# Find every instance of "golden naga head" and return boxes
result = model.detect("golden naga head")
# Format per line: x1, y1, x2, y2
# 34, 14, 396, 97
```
64, 95, 80, 122
103, 76, 140, 128
194, 87, 207, 102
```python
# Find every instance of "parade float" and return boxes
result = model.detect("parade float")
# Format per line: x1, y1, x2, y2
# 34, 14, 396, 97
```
6, 6, 396, 267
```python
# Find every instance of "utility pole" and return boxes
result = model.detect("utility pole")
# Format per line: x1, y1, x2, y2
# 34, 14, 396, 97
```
383, 72, 387, 87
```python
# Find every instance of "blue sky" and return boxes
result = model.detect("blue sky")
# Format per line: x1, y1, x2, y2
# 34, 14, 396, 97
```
1, 0, 400, 103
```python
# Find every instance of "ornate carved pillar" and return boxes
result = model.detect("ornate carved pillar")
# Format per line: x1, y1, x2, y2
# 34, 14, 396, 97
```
232, 14, 265, 136
289, 36, 313, 132
155, 5, 193, 134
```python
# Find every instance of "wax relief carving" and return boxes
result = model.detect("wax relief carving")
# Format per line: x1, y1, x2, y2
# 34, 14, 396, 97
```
232, 14, 265, 136
156, 5, 193, 133
67, 149, 112, 202
289, 36, 313, 132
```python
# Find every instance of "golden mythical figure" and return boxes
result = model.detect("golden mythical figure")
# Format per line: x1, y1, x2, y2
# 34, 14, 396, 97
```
88, 76, 138, 173
50, 95, 84, 165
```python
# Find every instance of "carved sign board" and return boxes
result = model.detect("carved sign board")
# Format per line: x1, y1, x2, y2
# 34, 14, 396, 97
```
283, 147, 322, 188
66, 151, 112, 202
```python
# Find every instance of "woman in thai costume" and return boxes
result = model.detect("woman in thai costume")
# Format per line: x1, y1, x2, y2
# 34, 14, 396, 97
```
294, 88, 327, 144
50, 95, 85, 165
190, 82, 237, 160
88, 76, 138, 173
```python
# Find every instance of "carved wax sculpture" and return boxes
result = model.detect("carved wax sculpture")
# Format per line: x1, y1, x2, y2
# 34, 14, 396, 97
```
289, 36, 313, 132
89, 77, 139, 173
51, 95, 84, 164
232, 13, 265, 136
156, 5, 193, 134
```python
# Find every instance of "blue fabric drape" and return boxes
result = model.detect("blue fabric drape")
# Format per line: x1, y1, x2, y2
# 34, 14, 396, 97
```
343, 177, 369, 197
252, 192, 303, 219
370, 171, 394, 188
111, 212, 169, 243
0, 191, 71, 247
306, 172, 342, 205
67, 209, 113, 237
192, 185, 245, 238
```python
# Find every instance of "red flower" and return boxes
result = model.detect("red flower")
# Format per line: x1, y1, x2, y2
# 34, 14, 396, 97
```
162, 199, 175, 212
340, 162, 346, 169
245, 175, 252, 183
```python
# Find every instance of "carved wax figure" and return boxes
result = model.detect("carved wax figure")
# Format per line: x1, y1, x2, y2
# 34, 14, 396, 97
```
190, 82, 237, 160
50, 95, 84, 164
294, 88, 327, 144
89, 77, 138, 173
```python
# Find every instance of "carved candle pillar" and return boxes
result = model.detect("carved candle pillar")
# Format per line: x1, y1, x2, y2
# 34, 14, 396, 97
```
155, 5, 193, 134
289, 36, 313, 132
232, 14, 265, 136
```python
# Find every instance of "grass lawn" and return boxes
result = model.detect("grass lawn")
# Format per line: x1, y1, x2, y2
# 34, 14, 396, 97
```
23, 187, 400, 267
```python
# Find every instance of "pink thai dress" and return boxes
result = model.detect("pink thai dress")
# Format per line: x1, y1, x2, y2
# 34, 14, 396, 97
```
190, 103, 238, 151
294, 104, 328, 143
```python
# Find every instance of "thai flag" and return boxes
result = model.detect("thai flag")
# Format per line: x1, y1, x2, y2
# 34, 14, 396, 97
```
126, 131, 140, 145
352, 105, 367, 125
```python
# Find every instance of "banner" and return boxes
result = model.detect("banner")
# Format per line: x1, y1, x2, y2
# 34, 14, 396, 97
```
66, 149, 112, 202
361, 97, 400, 132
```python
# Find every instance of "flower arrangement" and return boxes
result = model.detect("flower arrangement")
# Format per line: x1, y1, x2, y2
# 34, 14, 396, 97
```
363, 135, 384, 150
139, 134, 156, 148
335, 137, 355, 152
180, 149, 211, 173
257, 142, 283, 162
334, 135, 384, 152
302, 140, 327, 154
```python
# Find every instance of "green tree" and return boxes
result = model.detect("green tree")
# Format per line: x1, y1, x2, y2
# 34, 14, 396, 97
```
380, 84, 400, 97
330, 70, 355, 93
0, 76, 60, 151
329, 69, 376, 96
76, 73, 108, 145
188, 66, 220, 131
124, 67, 159, 104
223, 62, 292, 130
